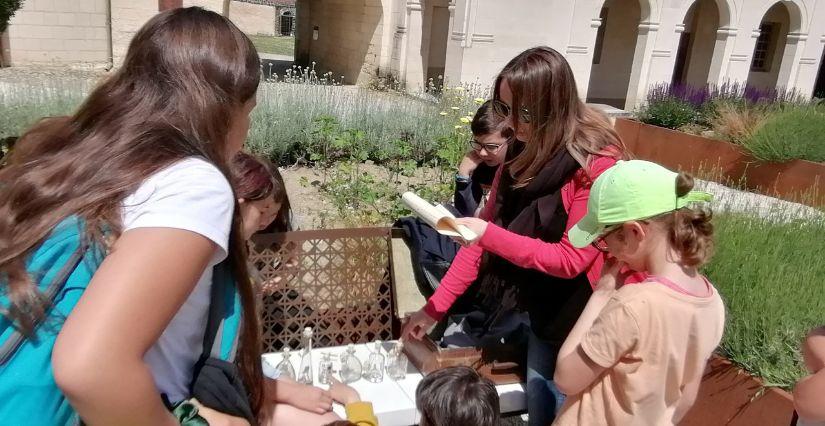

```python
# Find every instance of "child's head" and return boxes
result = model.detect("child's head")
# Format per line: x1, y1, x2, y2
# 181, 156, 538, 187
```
569, 160, 714, 272
469, 100, 514, 167
415, 366, 499, 426
492, 46, 625, 187
231, 152, 291, 239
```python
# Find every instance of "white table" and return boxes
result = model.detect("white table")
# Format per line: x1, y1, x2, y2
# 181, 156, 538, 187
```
262, 341, 526, 426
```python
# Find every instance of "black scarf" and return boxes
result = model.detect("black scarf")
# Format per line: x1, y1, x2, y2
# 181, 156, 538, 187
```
471, 144, 594, 343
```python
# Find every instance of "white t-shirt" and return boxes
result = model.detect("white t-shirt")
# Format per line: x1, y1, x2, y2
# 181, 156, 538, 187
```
121, 157, 234, 402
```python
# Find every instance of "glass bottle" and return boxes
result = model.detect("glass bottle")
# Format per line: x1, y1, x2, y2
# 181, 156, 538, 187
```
386, 342, 409, 380
363, 340, 385, 383
318, 352, 334, 385
340, 344, 363, 384
297, 327, 314, 384
275, 346, 296, 380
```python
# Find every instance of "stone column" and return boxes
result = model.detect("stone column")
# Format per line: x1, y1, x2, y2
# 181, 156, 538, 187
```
624, 21, 659, 109
567, 14, 603, 101
443, 0, 463, 85
402, 0, 426, 91
793, 36, 825, 97
707, 26, 737, 86
776, 32, 807, 90
724, 26, 761, 86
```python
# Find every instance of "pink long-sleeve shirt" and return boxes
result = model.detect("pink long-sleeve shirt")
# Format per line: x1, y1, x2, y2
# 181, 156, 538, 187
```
423, 155, 618, 321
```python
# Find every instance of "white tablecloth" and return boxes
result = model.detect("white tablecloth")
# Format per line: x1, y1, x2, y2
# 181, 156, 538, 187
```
262, 341, 526, 426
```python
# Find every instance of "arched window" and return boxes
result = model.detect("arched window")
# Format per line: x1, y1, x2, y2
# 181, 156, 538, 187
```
280, 9, 295, 36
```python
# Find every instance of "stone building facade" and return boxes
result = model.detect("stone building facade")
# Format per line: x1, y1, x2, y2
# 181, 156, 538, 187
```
2, 0, 824, 105
1, 0, 295, 68
296, 0, 825, 106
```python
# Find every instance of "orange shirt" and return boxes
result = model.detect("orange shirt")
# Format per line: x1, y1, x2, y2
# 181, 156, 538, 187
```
554, 278, 725, 426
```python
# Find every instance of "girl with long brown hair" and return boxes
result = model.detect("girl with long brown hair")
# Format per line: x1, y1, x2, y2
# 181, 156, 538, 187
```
402, 46, 628, 425
0, 7, 263, 425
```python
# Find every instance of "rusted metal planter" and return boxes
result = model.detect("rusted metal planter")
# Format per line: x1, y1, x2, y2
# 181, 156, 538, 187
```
614, 118, 824, 206
680, 355, 796, 426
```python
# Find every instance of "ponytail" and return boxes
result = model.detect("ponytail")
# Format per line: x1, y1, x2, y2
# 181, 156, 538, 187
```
657, 173, 714, 267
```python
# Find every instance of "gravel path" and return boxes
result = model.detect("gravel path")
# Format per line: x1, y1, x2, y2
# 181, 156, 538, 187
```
697, 179, 823, 222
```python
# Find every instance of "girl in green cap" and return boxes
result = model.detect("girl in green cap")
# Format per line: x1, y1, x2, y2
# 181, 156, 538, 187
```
552, 160, 725, 426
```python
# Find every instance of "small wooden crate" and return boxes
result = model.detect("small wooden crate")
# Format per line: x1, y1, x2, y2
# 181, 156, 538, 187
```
403, 335, 525, 385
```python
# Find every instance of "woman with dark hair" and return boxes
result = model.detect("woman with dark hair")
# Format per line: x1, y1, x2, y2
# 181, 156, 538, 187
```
0, 7, 262, 425
402, 46, 628, 425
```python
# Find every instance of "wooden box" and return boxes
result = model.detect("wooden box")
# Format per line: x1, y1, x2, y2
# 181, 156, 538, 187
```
403, 335, 525, 385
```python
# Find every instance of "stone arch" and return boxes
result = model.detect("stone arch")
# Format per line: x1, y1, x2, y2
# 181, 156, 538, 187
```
676, 0, 735, 28
753, 0, 807, 33
746, 1, 807, 90
585, 0, 659, 108
672, 0, 736, 86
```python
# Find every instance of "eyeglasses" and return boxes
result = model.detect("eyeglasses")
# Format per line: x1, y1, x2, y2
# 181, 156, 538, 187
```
491, 99, 532, 123
469, 138, 509, 153
591, 225, 622, 253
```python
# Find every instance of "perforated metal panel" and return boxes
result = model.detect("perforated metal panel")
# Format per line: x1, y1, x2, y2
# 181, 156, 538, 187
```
250, 228, 396, 352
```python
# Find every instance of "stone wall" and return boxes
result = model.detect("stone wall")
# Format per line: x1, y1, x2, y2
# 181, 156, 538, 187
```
229, 1, 276, 35
296, 0, 385, 85
5, 0, 110, 68
110, 0, 157, 65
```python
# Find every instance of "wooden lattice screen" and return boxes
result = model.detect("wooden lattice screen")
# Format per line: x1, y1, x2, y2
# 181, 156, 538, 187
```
250, 228, 396, 353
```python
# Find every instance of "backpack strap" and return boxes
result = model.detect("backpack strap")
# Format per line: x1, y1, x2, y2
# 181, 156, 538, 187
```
201, 261, 242, 363
0, 236, 89, 365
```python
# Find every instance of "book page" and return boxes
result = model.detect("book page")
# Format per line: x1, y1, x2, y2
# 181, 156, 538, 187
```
401, 192, 478, 242
401, 192, 443, 228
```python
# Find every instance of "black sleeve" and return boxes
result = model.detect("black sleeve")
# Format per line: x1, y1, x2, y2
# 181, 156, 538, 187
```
453, 178, 478, 218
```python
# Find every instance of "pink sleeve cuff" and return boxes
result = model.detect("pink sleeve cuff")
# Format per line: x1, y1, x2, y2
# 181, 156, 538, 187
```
478, 222, 508, 252
422, 300, 445, 321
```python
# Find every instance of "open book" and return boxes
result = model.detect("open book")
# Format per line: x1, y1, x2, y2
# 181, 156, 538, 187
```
401, 192, 478, 242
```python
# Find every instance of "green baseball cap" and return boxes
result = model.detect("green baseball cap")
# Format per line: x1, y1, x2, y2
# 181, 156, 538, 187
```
568, 160, 713, 248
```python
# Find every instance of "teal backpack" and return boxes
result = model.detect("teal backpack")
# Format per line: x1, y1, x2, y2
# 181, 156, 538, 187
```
0, 216, 249, 425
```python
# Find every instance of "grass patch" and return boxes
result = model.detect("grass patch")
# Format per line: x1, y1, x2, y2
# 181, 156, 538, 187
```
247, 35, 294, 57
706, 213, 825, 388
742, 104, 825, 163
0, 82, 87, 139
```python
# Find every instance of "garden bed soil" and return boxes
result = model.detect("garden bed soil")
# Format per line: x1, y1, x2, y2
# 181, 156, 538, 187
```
680, 355, 796, 426
614, 118, 824, 207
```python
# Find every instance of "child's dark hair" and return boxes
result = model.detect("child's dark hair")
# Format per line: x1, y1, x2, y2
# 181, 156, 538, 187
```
471, 100, 514, 140
655, 172, 714, 267
230, 152, 292, 232
415, 366, 499, 426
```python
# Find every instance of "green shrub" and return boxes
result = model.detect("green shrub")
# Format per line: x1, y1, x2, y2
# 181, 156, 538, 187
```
741, 105, 825, 163
705, 213, 825, 388
637, 97, 698, 130
0, 0, 23, 34
708, 102, 769, 145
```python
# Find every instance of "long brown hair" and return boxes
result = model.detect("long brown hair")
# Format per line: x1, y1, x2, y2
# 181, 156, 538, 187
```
493, 46, 627, 187
0, 7, 265, 416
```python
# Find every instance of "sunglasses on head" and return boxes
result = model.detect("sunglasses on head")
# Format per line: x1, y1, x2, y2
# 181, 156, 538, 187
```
491, 99, 531, 123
